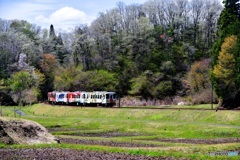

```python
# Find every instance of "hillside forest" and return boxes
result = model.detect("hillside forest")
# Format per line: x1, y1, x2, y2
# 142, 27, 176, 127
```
0, 0, 240, 108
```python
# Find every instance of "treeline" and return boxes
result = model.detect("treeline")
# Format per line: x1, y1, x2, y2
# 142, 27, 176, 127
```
1, 0, 237, 107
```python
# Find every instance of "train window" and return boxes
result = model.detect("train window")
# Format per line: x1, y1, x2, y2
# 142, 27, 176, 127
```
83, 94, 85, 99
59, 94, 65, 99
73, 95, 79, 98
106, 94, 109, 99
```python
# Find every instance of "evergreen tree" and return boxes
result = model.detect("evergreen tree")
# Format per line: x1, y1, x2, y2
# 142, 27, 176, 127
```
49, 24, 56, 40
213, 0, 240, 108
213, 0, 240, 63
223, 0, 240, 18
47, 25, 68, 64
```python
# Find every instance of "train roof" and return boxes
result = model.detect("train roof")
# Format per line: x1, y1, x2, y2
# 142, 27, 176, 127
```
48, 91, 116, 94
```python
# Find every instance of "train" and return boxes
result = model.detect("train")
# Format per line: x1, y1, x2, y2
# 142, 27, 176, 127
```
48, 91, 117, 107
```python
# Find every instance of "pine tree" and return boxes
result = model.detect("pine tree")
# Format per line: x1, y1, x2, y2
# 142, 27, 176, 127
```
222, 0, 240, 18
213, 0, 240, 63
47, 25, 67, 64
49, 24, 56, 40
212, 0, 240, 108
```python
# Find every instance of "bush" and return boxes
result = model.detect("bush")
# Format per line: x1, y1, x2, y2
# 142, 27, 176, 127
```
191, 89, 218, 105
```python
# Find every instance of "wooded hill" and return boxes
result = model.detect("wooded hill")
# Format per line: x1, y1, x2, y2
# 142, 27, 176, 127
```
0, 0, 240, 108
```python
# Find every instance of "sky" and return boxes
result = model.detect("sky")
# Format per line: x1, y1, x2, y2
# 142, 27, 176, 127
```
0, 0, 147, 31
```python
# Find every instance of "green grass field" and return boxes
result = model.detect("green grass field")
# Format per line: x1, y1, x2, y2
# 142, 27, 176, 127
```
1, 103, 240, 159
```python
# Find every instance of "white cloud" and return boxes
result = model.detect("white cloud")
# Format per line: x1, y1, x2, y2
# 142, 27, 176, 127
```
35, 7, 96, 31
0, 0, 148, 31
0, 2, 54, 20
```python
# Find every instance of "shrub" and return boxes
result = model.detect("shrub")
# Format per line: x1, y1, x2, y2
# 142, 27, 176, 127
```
191, 89, 218, 105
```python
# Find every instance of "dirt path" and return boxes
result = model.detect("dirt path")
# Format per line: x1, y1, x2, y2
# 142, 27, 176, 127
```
0, 148, 176, 160
59, 137, 162, 147
147, 138, 240, 144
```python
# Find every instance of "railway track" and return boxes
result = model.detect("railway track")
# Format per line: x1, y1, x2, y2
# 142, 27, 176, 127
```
46, 103, 240, 111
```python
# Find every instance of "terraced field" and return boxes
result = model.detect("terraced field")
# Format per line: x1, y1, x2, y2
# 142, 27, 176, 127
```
0, 104, 239, 159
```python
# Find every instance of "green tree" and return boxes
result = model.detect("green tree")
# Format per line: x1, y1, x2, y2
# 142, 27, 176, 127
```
8, 70, 44, 105
213, 0, 240, 63
39, 54, 58, 99
43, 25, 69, 65
212, 0, 240, 108
88, 70, 118, 91
130, 70, 175, 100
129, 73, 152, 100
213, 35, 240, 108
10, 20, 42, 67
49, 24, 56, 40
54, 65, 118, 92
54, 65, 82, 91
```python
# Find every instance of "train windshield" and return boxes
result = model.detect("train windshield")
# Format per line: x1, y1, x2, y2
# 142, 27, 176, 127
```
106, 93, 116, 99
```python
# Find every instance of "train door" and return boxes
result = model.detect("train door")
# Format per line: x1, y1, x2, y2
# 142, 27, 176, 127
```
102, 92, 116, 106
80, 92, 88, 105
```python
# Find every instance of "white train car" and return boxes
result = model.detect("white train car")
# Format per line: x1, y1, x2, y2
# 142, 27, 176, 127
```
48, 91, 117, 107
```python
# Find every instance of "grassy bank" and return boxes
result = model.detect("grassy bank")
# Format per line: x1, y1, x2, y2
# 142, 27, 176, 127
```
19, 104, 240, 138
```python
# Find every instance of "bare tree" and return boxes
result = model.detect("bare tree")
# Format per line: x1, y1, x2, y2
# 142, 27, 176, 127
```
189, 0, 204, 45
